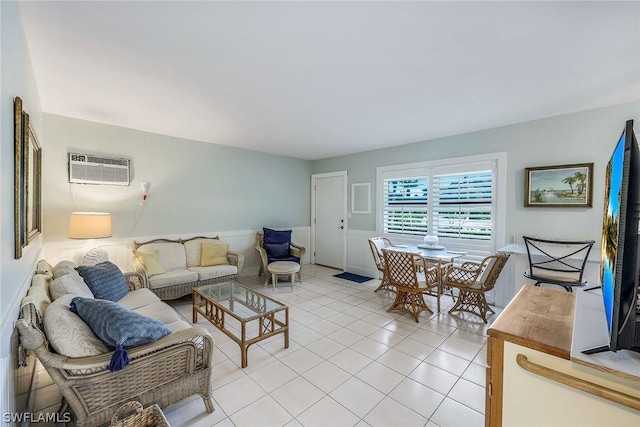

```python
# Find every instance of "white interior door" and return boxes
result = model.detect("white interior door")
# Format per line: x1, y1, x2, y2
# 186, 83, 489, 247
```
312, 172, 346, 269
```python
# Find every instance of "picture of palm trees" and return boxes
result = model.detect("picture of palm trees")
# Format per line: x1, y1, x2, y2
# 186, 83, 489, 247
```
525, 163, 593, 207
600, 137, 624, 331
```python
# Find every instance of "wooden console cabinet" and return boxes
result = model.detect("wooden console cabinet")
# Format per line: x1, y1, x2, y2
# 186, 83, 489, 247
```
486, 285, 640, 427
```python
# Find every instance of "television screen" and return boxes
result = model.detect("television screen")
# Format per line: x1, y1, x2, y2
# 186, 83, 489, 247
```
600, 132, 624, 334
588, 119, 640, 354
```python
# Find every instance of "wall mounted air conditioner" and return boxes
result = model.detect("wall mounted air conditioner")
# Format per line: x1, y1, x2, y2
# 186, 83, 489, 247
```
68, 152, 130, 186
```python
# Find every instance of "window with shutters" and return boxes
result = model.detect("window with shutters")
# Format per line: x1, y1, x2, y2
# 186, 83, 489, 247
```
433, 170, 493, 241
377, 153, 506, 261
382, 177, 429, 236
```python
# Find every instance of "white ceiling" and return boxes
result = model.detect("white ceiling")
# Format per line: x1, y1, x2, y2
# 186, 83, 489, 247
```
18, 1, 640, 160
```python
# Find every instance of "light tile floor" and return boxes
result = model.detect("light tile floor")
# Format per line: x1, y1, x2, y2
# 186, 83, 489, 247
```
32, 264, 502, 427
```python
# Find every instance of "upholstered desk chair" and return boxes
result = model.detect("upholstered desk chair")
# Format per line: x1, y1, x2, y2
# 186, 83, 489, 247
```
522, 236, 594, 292
382, 248, 439, 322
443, 252, 510, 323
368, 237, 394, 292
256, 228, 306, 282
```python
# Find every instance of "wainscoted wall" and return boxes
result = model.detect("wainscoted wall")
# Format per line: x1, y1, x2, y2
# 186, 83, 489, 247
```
1, 270, 38, 424
41, 228, 312, 276
346, 229, 379, 279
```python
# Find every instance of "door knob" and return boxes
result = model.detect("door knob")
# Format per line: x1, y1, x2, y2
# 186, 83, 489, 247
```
339, 226, 344, 229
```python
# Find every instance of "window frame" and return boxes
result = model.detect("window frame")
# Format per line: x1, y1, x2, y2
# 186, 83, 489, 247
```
376, 152, 507, 260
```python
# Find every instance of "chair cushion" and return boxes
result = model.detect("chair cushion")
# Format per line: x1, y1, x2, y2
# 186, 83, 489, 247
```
200, 242, 229, 266
263, 228, 292, 245
136, 242, 187, 272
44, 294, 108, 358
265, 242, 290, 259
70, 297, 172, 371
268, 255, 300, 265
50, 272, 94, 301
134, 250, 166, 276
75, 261, 128, 301
530, 267, 581, 283
475, 257, 498, 288
372, 239, 386, 254
184, 237, 220, 267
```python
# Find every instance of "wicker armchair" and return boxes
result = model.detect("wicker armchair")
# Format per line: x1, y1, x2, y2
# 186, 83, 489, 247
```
382, 248, 439, 322
368, 237, 394, 292
443, 252, 510, 323
16, 262, 215, 427
256, 230, 306, 283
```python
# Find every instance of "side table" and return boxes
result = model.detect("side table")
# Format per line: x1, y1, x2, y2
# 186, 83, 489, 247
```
267, 261, 300, 291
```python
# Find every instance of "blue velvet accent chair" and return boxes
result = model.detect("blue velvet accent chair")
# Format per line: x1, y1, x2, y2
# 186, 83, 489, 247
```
256, 228, 306, 283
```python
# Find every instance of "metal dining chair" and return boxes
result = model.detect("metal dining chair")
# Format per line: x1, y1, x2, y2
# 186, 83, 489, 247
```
522, 236, 595, 292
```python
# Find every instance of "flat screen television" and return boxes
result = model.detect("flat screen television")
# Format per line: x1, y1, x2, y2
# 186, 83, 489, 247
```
584, 119, 640, 354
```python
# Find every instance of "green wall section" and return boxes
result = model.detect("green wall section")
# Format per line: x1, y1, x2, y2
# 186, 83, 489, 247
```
1, 0, 43, 322
312, 101, 640, 245
42, 102, 640, 247
43, 114, 312, 241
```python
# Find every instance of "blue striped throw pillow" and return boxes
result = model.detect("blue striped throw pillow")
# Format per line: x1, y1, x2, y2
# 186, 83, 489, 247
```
70, 297, 172, 371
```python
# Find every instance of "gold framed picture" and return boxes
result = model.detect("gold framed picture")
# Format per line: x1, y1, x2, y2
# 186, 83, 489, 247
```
524, 163, 593, 208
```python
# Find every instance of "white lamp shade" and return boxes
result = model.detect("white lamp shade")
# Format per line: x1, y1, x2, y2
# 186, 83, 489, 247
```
68, 212, 112, 239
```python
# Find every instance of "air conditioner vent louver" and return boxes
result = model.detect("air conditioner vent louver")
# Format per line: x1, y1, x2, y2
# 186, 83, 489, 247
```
69, 152, 130, 186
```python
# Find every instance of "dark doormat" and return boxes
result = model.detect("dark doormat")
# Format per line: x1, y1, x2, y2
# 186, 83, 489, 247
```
333, 272, 374, 283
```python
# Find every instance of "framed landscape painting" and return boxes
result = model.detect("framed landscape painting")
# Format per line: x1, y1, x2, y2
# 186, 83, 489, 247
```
524, 163, 594, 208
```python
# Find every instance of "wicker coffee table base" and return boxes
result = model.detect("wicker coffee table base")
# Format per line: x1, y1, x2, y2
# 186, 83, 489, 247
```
193, 284, 289, 368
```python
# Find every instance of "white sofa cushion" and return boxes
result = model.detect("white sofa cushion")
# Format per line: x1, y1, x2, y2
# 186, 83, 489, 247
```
166, 319, 193, 333
133, 301, 184, 325
184, 238, 222, 267
50, 273, 94, 301
44, 295, 108, 358
52, 260, 80, 279
188, 265, 237, 281
148, 269, 198, 290
117, 288, 161, 311
137, 242, 187, 272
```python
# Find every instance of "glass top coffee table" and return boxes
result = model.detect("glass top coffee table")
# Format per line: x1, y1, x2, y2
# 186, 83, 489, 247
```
193, 281, 289, 368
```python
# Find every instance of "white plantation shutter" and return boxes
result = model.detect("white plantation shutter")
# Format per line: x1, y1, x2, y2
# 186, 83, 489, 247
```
433, 169, 494, 259
379, 159, 498, 261
433, 170, 493, 240
382, 175, 429, 236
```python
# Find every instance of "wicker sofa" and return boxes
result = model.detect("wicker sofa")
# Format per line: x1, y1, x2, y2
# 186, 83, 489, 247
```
16, 259, 215, 427
132, 235, 244, 300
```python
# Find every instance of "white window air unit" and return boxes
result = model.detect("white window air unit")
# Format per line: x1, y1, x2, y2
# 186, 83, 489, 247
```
68, 153, 130, 186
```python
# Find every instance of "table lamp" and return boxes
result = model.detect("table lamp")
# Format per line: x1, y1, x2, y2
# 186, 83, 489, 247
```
68, 212, 112, 239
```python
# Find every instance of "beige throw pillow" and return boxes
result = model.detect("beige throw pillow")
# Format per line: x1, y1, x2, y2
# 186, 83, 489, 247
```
44, 294, 109, 358
200, 242, 229, 266
134, 250, 166, 276
50, 272, 94, 301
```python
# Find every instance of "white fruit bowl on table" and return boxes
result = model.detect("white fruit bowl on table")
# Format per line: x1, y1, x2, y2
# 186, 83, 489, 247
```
423, 235, 439, 247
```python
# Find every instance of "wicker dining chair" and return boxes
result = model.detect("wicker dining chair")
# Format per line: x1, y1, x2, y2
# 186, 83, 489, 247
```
382, 248, 439, 322
443, 252, 510, 323
368, 237, 394, 292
